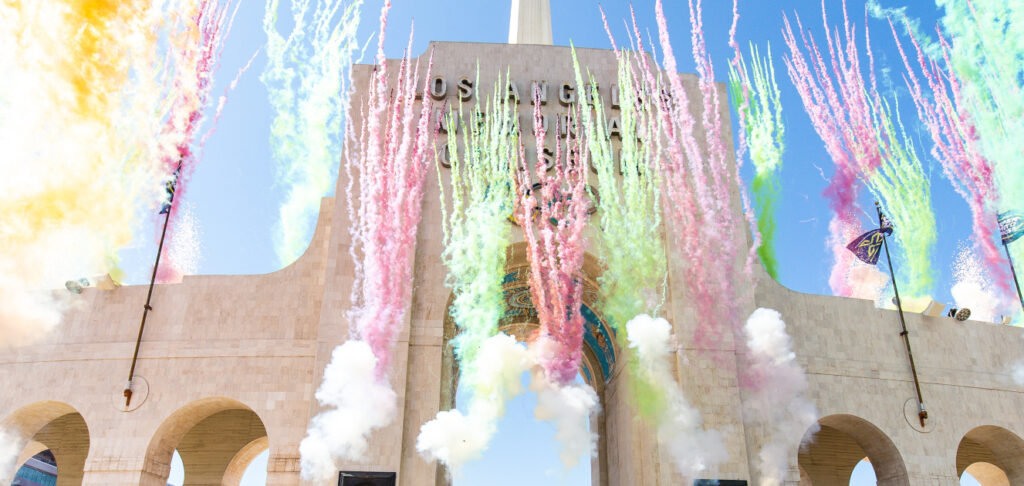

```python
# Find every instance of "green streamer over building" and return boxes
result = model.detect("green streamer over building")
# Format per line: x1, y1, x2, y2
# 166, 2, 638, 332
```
865, 97, 937, 298
572, 47, 668, 418
261, 0, 363, 266
436, 77, 519, 385
936, 0, 1024, 277
729, 43, 784, 280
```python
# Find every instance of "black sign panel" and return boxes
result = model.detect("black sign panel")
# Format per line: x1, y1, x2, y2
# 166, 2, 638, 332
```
338, 471, 396, 486
693, 481, 748, 486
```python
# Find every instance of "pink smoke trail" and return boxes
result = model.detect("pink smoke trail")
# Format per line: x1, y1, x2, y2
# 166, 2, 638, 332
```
515, 92, 590, 387
156, 0, 239, 283
887, 18, 1009, 290
780, 1, 888, 297
634, 0, 749, 352
347, 4, 435, 375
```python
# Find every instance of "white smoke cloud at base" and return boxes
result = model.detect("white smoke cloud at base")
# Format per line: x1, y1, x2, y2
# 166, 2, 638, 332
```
0, 428, 25, 485
626, 314, 727, 480
300, 340, 396, 482
530, 367, 601, 469
742, 308, 819, 486
416, 334, 532, 474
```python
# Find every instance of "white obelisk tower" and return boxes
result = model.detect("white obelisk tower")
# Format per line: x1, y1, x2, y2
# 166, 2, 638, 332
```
508, 0, 553, 45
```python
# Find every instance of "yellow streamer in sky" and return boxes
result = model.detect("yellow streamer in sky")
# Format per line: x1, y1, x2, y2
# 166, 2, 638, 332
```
0, 0, 195, 345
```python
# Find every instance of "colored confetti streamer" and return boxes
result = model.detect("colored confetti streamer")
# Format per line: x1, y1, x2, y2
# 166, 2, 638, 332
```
782, 1, 937, 299
571, 38, 669, 418
0, 0, 188, 346
935, 0, 1024, 286
515, 84, 601, 468
157, 0, 238, 283
262, 0, 364, 266
729, 42, 785, 281
300, 2, 435, 479
887, 16, 1009, 292
634, 0, 750, 351
515, 91, 591, 388
417, 79, 526, 472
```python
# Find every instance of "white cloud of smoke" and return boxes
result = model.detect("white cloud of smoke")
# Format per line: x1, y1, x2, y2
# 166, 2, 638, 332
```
300, 340, 396, 482
951, 243, 1016, 323
742, 308, 819, 486
0, 428, 24, 485
417, 334, 532, 474
530, 367, 601, 469
626, 314, 727, 480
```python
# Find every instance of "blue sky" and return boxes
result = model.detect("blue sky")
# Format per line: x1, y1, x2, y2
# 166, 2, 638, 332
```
135, 0, 996, 484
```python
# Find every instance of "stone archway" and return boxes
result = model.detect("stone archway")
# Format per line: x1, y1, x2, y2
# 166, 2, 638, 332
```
1, 401, 90, 486
439, 242, 617, 486
797, 414, 908, 485
956, 425, 1024, 485
143, 398, 268, 486
222, 436, 269, 486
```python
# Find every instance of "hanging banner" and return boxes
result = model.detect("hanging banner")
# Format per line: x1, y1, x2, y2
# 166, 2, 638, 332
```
999, 211, 1024, 245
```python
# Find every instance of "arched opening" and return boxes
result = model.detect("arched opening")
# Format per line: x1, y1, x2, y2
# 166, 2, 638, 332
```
11, 450, 57, 486
956, 425, 1024, 485
2, 401, 89, 486
797, 414, 908, 485
440, 244, 615, 486
849, 457, 876, 485
144, 398, 268, 486
960, 463, 1007, 486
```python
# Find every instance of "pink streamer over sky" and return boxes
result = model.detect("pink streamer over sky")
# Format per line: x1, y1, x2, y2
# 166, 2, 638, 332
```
635, 0, 751, 352
887, 18, 1009, 291
156, 0, 239, 283
781, 1, 889, 298
515, 94, 590, 387
346, 2, 435, 374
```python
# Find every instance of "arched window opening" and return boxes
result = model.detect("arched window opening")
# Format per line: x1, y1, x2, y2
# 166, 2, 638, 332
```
11, 450, 56, 486
145, 399, 268, 486
960, 462, 1006, 486
798, 415, 907, 485
849, 457, 876, 485
167, 451, 184, 486
3, 404, 89, 486
167, 447, 267, 486
956, 426, 1024, 485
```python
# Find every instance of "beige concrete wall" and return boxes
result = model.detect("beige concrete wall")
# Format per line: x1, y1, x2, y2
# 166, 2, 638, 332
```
1, 41, 1022, 486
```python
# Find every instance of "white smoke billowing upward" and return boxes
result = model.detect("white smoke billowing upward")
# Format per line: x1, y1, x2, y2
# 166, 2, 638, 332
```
951, 243, 1016, 323
742, 308, 819, 486
625, 314, 727, 480
416, 334, 532, 473
530, 367, 601, 468
0, 428, 24, 485
299, 341, 396, 481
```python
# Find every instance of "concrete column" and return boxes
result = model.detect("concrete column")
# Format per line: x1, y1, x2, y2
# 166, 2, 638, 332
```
508, 0, 552, 45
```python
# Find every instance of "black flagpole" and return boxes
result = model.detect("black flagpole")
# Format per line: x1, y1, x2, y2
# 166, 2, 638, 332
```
876, 202, 927, 427
1004, 242, 1024, 316
124, 163, 178, 407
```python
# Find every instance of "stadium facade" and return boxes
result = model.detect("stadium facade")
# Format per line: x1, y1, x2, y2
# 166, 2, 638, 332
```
2, 3, 1023, 486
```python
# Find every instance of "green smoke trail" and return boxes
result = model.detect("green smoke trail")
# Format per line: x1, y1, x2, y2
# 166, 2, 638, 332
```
262, 0, 363, 266
728, 43, 784, 280
866, 97, 937, 298
936, 0, 1024, 280
437, 76, 518, 386
571, 47, 668, 418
